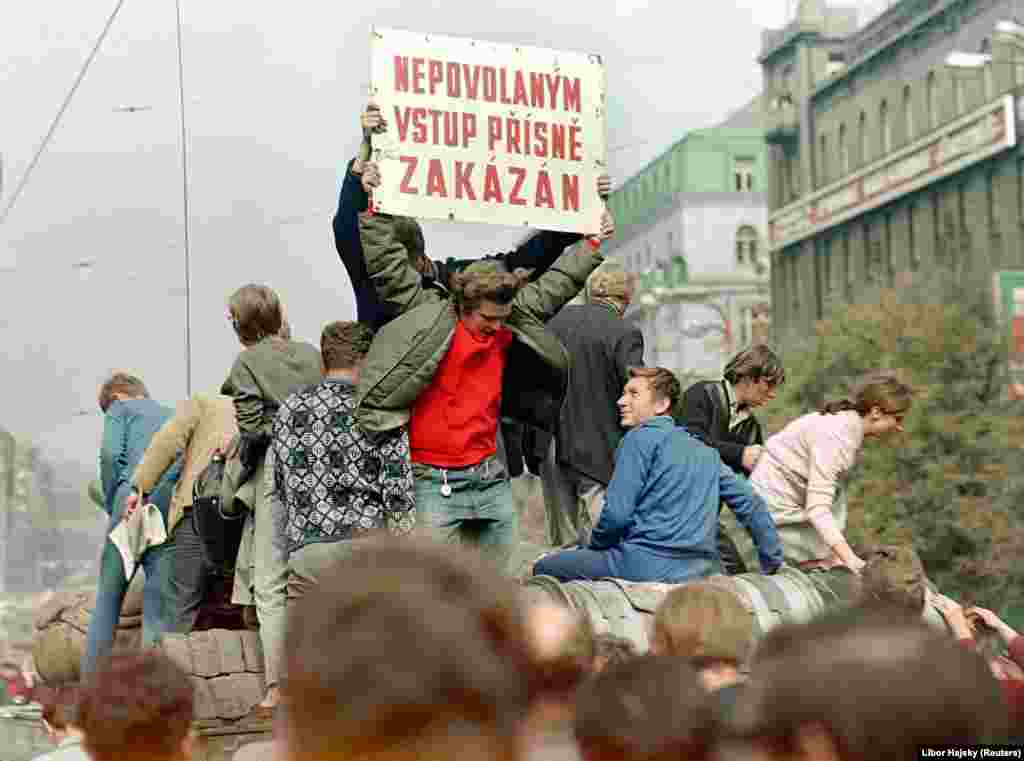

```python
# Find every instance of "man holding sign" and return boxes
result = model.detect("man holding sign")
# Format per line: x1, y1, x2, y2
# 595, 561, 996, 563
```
333, 102, 610, 329
354, 179, 612, 576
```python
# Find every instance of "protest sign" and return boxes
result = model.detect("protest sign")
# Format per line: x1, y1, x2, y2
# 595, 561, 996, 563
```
369, 27, 607, 235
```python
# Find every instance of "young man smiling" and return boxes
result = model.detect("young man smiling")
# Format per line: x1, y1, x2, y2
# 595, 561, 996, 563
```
533, 367, 783, 584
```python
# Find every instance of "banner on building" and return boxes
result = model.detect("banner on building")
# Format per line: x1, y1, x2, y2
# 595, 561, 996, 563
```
993, 270, 1024, 391
770, 94, 1017, 251
369, 27, 607, 234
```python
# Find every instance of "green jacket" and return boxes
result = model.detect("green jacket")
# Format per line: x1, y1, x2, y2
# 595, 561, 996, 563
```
354, 212, 604, 434
221, 337, 322, 437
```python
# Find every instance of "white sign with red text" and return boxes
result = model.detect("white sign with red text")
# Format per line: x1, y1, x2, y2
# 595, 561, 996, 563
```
369, 27, 607, 234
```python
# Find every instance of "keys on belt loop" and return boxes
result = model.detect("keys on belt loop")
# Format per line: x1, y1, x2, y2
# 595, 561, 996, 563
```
440, 469, 452, 498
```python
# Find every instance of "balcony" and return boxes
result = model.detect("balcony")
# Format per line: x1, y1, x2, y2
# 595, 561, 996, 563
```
765, 99, 799, 144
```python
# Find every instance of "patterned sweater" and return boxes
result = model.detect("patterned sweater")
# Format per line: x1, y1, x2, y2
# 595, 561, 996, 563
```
271, 377, 415, 553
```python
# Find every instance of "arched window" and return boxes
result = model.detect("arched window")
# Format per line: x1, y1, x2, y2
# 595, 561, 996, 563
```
903, 85, 914, 143
736, 226, 758, 266
879, 100, 891, 155
859, 111, 869, 166
839, 123, 849, 175
926, 71, 938, 128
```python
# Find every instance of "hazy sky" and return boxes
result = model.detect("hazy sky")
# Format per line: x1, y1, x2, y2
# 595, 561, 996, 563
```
0, 0, 888, 474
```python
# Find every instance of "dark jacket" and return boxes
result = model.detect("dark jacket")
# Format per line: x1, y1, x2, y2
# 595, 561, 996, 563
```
547, 302, 644, 485
677, 380, 764, 475
332, 159, 583, 329
354, 212, 603, 435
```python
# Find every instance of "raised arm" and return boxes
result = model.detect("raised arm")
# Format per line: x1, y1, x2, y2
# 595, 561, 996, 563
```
498, 174, 609, 277
132, 397, 201, 496
719, 463, 782, 573
513, 212, 614, 323
359, 211, 438, 316
332, 160, 376, 318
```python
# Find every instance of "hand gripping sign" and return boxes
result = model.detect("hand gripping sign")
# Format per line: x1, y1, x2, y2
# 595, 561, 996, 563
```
369, 27, 607, 235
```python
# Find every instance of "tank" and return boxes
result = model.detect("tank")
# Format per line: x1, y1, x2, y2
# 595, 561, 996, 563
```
523, 563, 953, 655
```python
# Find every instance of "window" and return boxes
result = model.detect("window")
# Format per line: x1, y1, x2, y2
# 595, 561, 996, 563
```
908, 202, 919, 270
819, 133, 828, 186
1018, 158, 1024, 225
903, 85, 914, 143
839, 123, 849, 175
734, 158, 755, 192
843, 231, 853, 300
879, 100, 891, 155
736, 226, 758, 266
884, 213, 894, 286
926, 71, 938, 128
858, 111, 869, 166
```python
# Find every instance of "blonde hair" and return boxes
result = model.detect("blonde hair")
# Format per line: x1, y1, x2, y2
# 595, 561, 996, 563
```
651, 582, 755, 666
588, 270, 636, 304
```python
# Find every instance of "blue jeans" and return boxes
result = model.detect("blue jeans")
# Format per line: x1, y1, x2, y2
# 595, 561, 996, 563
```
83, 537, 171, 673
413, 456, 518, 573
534, 546, 717, 584
83, 483, 174, 674
163, 508, 218, 634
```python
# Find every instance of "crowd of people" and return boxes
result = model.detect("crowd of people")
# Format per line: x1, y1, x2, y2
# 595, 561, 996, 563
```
22, 99, 1023, 757
31, 540, 1024, 760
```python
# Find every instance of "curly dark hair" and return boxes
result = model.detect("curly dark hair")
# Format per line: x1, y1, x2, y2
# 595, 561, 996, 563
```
450, 262, 530, 315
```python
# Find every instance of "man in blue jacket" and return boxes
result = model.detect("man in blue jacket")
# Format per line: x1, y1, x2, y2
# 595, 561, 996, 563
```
333, 102, 607, 329
533, 367, 783, 583
83, 372, 181, 674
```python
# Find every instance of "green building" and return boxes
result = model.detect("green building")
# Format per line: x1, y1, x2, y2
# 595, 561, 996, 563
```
601, 99, 773, 381
761, 0, 1024, 346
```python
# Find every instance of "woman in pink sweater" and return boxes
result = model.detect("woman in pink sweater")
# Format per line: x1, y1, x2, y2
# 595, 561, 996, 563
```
749, 373, 913, 573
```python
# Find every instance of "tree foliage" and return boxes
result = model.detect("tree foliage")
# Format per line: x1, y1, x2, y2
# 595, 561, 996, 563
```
760, 279, 1024, 626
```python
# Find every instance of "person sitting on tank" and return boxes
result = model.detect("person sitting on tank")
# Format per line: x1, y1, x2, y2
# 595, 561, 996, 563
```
533, 367, 783, 584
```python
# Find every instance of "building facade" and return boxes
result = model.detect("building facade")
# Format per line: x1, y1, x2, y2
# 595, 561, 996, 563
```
762, 0, 1024, 346
601, 109, 773, 382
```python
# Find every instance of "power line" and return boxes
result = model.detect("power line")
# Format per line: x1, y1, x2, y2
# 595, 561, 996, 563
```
174, 0, 193, 398
0, 0, 129, 225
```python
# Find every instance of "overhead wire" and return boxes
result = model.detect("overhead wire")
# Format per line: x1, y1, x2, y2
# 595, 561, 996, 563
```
0, 0, 129, 225
174, 0, 193, 397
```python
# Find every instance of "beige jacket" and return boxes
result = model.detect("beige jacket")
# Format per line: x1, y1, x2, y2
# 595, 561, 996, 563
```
132, 392, 237, 532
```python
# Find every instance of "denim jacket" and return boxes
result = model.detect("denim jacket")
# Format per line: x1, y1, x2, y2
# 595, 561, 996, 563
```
100, 399, 180, 522
590, 416, 783, 574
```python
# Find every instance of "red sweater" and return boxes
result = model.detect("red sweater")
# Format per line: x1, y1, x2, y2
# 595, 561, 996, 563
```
410, 322, 512, 468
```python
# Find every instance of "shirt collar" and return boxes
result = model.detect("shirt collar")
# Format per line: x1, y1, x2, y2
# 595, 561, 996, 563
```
723, 380, 742, 414
639, 415, 675, 430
